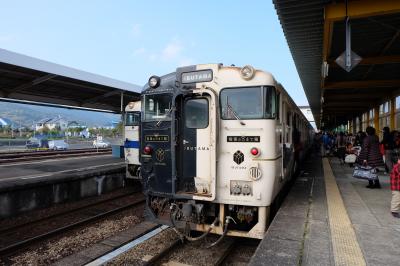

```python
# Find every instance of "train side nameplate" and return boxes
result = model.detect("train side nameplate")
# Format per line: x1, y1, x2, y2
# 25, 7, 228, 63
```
227, 136, 260, 142
145, 135, 169, 142
181, 70, 213, 84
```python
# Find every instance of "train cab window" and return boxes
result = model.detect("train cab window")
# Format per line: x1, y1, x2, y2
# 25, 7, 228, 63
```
125, 112, 140, 126
220, 86, 276, 120
143, 93, 173, 121
276, 93, 280, 120
265, 87, 277, 119
184, 98, 209, 128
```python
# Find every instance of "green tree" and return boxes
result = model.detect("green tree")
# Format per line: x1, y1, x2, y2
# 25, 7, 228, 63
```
40, 125, 50, 135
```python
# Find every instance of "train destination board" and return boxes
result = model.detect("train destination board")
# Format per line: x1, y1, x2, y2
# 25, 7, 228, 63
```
181, 70, 213, 84
145, 135, 169, 142
227, 136, 260, 142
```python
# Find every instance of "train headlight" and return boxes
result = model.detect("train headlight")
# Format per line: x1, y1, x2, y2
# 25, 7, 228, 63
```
250, 147, 260, 157
143, 146, 153, 155
149, 76, 160, 88
240, 65, 255, 80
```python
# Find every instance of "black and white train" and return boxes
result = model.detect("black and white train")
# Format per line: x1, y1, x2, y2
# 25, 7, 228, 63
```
140, 64, 313, 241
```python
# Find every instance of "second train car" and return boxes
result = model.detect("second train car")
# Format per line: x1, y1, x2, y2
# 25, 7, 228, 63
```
124, 101, 141, 179
140, 64, 313, 241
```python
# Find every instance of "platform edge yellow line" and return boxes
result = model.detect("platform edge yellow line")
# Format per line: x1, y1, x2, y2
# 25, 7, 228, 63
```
323, 158, 366, 266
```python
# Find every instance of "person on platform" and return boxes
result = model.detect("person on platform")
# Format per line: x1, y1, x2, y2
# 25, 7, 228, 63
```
390, 158, 400, 218
336, 132, 346, 164
357, 126, 384, 189
381, 126, 395, 173
322, 132, 330, 157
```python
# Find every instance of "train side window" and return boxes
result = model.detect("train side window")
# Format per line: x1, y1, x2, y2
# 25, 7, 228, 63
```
265, 87, 277, 119
125, 112, 140, 126
276, 93, 280, 120
184, 98, 209, 129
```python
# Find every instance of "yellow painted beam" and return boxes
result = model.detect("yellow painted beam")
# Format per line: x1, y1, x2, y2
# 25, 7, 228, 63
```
322, 19, 333, 61
390, 98, 396, 130
325, 0, 400, 22
374, 106, 379, 132
324, 80, 400, 90
328, 55, 400, 66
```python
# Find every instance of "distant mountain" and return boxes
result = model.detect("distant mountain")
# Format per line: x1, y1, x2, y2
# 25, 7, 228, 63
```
0, 102, 120, 127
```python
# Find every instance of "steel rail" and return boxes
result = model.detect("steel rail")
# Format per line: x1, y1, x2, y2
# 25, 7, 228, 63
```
0, 148, 111, 158
0, 191, 141, 235
0, 149, 111, 164
0, 197, 145, 256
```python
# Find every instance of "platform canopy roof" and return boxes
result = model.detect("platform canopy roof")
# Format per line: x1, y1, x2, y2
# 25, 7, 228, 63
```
0, 48, 141, 113
274, 0, 400, 129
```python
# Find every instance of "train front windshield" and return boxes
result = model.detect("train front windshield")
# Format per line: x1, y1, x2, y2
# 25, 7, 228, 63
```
220, 86, 277, 120
125, 112, 140, 126
143, 94, 173, 121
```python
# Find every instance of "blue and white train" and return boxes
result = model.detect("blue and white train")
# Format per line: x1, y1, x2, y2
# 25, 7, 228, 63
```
140, 64, 313, 241
124, 101, 141, 179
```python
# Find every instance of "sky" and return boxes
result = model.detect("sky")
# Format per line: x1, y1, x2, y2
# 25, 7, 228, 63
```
0, 0, 309, 106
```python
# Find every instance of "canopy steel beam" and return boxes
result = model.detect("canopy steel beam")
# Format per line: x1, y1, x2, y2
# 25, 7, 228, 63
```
84, 90, 120, 104
325, 94, 385, 100
322, 0, 400, 87
324, 80, 400, 89
328, 55, 400, 66
323, 102, 373, 108
362, 30, 400, 79
325, 1, 400, 22
3, 73, 57, 96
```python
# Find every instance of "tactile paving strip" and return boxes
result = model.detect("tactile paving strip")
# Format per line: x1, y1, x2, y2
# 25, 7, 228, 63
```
323, 159, 366, 266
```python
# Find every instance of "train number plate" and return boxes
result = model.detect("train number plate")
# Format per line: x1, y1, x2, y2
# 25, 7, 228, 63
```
145, 135, 169, 142
227, 136, 260, 142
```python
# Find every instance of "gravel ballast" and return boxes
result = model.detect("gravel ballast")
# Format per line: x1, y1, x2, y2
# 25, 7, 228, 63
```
4, 210, 142, 265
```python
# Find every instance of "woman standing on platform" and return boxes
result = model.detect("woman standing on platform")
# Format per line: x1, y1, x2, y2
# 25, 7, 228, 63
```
336, 132, 346, 164
357, 126, 384, 189
381, 126, 395, 173
390, 159, 400, 218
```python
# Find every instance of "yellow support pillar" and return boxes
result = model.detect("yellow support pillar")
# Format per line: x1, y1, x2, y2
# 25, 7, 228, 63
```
390, 98, 395, 130
374, 106, 379, 133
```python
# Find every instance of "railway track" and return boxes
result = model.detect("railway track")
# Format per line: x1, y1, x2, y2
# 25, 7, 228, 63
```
87, 225, 247, 266
0, 148, 111, 164
0, 192, 145, 257
145, 237, 236, 266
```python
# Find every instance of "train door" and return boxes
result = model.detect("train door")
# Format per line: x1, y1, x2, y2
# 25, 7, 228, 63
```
283, 103, 292, 178
177, 93, 216, 200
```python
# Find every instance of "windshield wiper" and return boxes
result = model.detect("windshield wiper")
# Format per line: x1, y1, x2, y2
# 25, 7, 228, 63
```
156, 106, 174, 127
226, 103, 246, 125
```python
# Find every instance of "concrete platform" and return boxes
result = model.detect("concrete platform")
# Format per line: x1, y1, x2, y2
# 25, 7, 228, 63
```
250, 152, 400, 266
0, 155, 126, 218
0, 154, 123, 183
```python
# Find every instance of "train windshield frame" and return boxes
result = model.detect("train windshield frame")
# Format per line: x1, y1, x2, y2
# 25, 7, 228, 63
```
143, 93, 173, 122
125, 112, 140, 126
220, 86, 277, 120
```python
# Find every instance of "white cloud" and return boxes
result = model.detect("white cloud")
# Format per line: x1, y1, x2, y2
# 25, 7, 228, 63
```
148, 53, 157, 61
131, 23, 141, 36
132, 38, 194, 66
0, 35, 13, 43
161, 39, 183, 60
133, 47, 146, 56
178, 57, 195, 66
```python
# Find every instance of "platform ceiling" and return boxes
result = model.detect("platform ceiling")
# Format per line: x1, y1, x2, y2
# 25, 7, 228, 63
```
0, 48, 141, 113
274, 0, 400, 129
